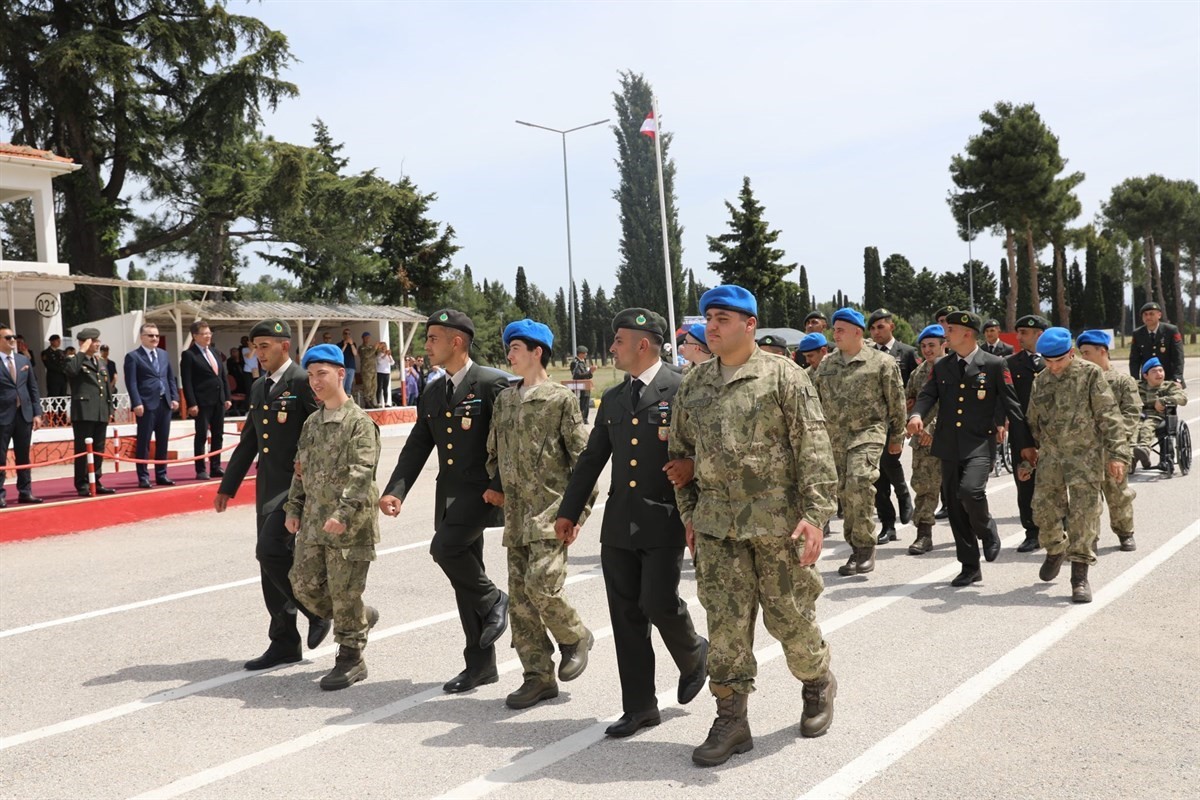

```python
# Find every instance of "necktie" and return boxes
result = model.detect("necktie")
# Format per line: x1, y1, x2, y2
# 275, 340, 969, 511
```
958, 358, 967, 379
445, 378, 455, 406
7, 356, 18, 407
150, 349, 156, 366
878, 344, 889, 354
630, 378, 643, 408
204, 347, 218, 375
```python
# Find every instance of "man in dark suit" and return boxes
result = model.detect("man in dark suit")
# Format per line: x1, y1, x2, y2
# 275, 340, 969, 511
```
379, 309, 512, 694
556, 308, 708, 738
41, 334, 69, 397
0, 323, 44, 507
64, 327, 116, 497
909, 310, 1036, 586
981, 319, 1015, 357
124, 323, 180, 488
1007, 315, 1049, 553
867, 308, 918, 542
215, 319, 329, 669
180, 320, 231, 480
1129, 302, 1185, 386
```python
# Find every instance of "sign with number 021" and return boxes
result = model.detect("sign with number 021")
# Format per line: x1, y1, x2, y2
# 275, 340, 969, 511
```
35, 292, 59, 318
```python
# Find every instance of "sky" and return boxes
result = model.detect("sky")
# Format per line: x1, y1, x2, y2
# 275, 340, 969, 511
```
238, 0, 1200, 308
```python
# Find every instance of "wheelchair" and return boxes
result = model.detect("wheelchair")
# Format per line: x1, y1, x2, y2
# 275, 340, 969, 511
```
1132, 405, 1191, 477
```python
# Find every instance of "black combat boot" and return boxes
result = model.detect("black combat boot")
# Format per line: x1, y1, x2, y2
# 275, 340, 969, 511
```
1039, 552, 1065, 582
1118, 534, 1137, 552
320, 645, 367, 691
1070, 562, 1092, 603
908, 524, 933, 555
558, 629, 594, 682
800, 671, 837, 738
692, 687, 753, 767
505, 676, 559, 709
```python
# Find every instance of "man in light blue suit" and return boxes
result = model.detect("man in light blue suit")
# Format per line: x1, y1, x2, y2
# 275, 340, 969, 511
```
125, 322, 180, 488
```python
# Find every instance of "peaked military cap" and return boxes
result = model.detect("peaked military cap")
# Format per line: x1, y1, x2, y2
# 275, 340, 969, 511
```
302, 343, 345, 368
426, 308, 474, 338
503, 319, 554, 351
1140, 302, 1162, 314
866, 308, 893, 327
611, 307, 668, 341
700, 285, 757, 317
1037, 327, 1072, 358
798, 332, 828, 352
249, 319, 291, 339
1075, 329, 1111, 349
943, 310, 982, 333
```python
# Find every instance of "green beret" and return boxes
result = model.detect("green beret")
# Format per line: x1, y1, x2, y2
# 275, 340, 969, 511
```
1139, 302, 1162, 314
611, 307, 668, 341
576, 345, 588, 354
1015, 314, 1050, 331
757, 334, 788, 349
426, 308, 474, 338
866, 308, 893, 327
943, 310, 982, 334
75, 327, 101, 341
933, 305, 958, 320
249, 319, 291, 339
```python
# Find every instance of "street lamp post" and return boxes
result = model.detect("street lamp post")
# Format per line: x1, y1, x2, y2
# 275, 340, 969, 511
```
515, 118, 609, 357
965, 199, 998, 313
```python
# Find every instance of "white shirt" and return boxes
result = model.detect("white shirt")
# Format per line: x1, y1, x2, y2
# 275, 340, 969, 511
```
142, 345, 159, 362
629, 358, 663, 387
448, 358, 473, 390
266, 358, 293, 387
877, 338, 897, 353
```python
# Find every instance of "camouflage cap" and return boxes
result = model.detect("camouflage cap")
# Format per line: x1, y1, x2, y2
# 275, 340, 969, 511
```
611, 307, 668, 341
426, 308, 474, 338
249, 319, 291, 339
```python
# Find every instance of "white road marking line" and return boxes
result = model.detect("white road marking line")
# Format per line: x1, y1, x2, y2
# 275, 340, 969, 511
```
799, 519, 1200, 800
0, 567, 603, 752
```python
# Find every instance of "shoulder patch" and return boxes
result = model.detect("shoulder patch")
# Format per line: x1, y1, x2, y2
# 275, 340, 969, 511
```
1003, 369, 1013, 385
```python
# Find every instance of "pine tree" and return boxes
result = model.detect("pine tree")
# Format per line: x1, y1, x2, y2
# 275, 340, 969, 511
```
863, 247, 885, 310
706, 177, 796, 302
579, 280, 595, 355
514, 266, 531, 316
554, 288, 568, 358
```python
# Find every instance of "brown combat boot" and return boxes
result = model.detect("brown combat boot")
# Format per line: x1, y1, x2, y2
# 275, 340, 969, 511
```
505, 676, 559, 709
692, 685, 753, 767
558, 629, 594, 682
1070, 562, 1092, 603
837, 549, 858, 576
908, 525, 933, 555
1039, 552, 1065, 582
800, 671, 837, 738
854, 546, 875, 574
320, 645, 367, 691
1118, 534, 1137, 552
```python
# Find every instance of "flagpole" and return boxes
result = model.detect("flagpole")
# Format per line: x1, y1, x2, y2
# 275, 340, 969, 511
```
651, 95, 677, 359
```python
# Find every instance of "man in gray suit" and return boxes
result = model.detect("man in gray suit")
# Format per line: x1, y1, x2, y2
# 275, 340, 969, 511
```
0, 324, 44, 507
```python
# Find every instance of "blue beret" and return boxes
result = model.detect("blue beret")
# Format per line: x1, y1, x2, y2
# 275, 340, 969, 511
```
918, 324, 945, 342
502, 319, 554, 351
1037, 327, 1073, 358
1075, 329, 1111, 349
302, 343, 344, 368
798, 332, 828, 353
1141, 357, 1162, 375
831, 307, 866, 329
700, 285, 757, 317
686, 322, 708, 345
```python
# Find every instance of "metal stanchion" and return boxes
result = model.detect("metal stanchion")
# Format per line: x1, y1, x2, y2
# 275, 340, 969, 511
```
85, 438, 97, 497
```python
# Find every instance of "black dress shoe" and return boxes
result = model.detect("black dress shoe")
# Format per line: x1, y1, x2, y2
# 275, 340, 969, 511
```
244, 648, 303, 671
605, 710, 662, 738
951, 566, 982, 587
195, 471, 209, 481
95, 485, 116, 495
935, 506, 950, 520
307, 617, 332, 649
982, 530, 1001, 562
1016, 533, 1040, 553
0, 496, 6, 508
210, 467, 225, 478
899, 497, 914, 525
76, 488, 90, 498
138, 478, 152, 489
156, 477, 176, 486
479, 591, 509, 649
443, 667, 500, 693
678, 637, 709, 704
876, 526, 897, 545
17, 494, 44, 504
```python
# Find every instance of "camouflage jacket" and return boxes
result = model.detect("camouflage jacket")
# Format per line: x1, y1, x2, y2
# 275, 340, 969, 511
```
1026, 359, 1130, 483
359, 346, 377, 375
813, 344, 907, 451
906, 358, 939, 449
1137, 379, 1188, 419
284, 398, 382, 548
670, 346, 837, 539
486, 380, 592, 546
1101, 366, 1141, 447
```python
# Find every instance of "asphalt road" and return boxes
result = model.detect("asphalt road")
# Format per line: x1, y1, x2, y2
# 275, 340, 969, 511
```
1, 363, 1197, 800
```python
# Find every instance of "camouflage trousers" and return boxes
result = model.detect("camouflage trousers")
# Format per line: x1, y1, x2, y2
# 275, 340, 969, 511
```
360, 369, 377, 407
507, 539, 588, 681
289, 541, 374, 648
694, 533, 830, 695
1101, 470, 1136, 537
910, 445, 941, 528
1033, 460, 1101, 566
834, 442, 883, 548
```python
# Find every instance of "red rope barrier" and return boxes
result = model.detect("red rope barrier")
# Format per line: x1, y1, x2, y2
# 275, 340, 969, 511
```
0, 441, 242, 472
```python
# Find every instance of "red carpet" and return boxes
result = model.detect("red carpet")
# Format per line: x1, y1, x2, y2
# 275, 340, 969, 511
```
0, 464, 257, 543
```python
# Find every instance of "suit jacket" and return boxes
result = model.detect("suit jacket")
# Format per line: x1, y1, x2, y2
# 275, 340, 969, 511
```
0, 351, 40, 426
384, 361, 510, 529
180, 344, 230, 408
879, 340, 920, 386
982, 340, 1014, 357
913, 349, 1030, 461
124, 347, 179, 411
1129, 322, 1184, 383
64, 353, 113, 423
219, 361, 318, 515
559, 365, 686, 550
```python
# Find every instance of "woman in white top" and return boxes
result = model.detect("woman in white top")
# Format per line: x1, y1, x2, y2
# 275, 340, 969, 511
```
374, 344, 395, 407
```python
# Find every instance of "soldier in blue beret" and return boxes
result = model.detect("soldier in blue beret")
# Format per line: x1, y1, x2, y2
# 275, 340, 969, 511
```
796, 332, 829, 372
679, 322, 711, 368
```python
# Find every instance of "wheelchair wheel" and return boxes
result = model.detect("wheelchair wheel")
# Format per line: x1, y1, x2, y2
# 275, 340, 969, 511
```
1179, 420, 1192, 476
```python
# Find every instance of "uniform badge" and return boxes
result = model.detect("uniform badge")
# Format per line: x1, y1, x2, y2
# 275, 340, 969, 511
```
977, 389, 986, 400
462, 417, 472, 430
277, 411, 288, 424
658, 426, 669, 441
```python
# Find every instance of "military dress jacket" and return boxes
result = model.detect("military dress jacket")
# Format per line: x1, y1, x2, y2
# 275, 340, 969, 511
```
384, 361, 510, 529
913, 349, 1030, 461
1005, 349, 1044, 412
881, 340, 921, 385
559, 364, 686, 551
982, 340, 1015, 357
1129, 322, 1184, 383
1026, 359, 1130, 482
219, 361, 319, 516
64, 353, 114, 423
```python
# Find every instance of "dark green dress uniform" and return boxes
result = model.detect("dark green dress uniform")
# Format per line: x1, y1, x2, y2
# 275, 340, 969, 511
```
1129, 316, 1184, 385
64, 330, 114, 494
219, 323, 321, 658
1006, 344, 1044, 542
559, 312, 705, 717
869, 311, 919, 533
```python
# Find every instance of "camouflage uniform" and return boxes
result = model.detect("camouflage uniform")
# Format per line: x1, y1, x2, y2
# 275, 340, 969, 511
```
671, 347, 837, 694
1135, 380, 1188, 448
812, 345, 906, 548
486, 380, 592, 681
1100, 367, 1140, 536
906, 358, 941, 528
1026, 360, 1130, 565
285, 399, 382, 649
359, 345, 377, 408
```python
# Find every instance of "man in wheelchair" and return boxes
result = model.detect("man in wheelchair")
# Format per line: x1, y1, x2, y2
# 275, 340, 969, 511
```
1135, 357, 1188, 472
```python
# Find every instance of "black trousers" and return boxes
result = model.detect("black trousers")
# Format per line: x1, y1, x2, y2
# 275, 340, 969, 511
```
431, 523, 501, 673
72, 420, 108, 490
873, 450, 912, 525
577, 391, 592, 423
256, 509, 320, 652
601, 543, 703, 714
1009, 443, 1038, 536
0, 417, 34, 497
192, 403, 225, 474
941, 453, 997, 567
135, 401, 172, 481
